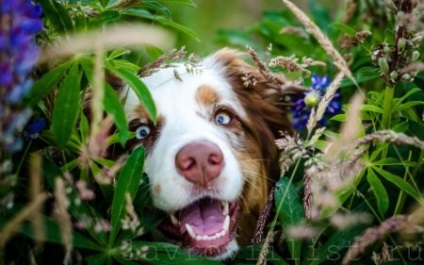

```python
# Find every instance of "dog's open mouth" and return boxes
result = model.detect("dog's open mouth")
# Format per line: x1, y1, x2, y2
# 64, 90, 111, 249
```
159, 197, 240, 257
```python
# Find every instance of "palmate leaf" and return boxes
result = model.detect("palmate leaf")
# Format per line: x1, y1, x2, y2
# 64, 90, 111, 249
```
274, 177, 304, 265
24, 61, 70, 107
52, 62, 82, 148
373, 166, 421, 201
310, 225, 366, 265
366, 168, 389, 216
109, 146, 145, 245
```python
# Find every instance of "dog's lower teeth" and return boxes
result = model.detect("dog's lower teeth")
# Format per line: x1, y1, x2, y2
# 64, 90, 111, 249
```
185, 222, 229, 241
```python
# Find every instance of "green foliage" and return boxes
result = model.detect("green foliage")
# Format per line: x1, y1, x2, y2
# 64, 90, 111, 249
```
2, 0, 424, 264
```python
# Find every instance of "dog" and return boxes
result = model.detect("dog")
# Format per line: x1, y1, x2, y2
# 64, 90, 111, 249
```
114, 49, 294, 259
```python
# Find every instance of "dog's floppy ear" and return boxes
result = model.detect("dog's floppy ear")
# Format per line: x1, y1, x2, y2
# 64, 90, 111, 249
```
209, 48, 295, 137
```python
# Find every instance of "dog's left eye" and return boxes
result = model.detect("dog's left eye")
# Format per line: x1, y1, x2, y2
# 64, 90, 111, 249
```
215, 112, 232, 125
135, 125, 151, 140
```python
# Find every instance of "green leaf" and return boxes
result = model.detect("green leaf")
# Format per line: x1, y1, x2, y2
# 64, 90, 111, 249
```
52, 63, 82, 148
274, 177, 304, 264
39, 0, 74, 33
340, 67, 380, 87
109, 146, 145, 244
104, 83, 129, 145
366, 169, 389, 216
332, 23, 356, 36
158, 0, 196, 7
311, 225, 366, 265
362, 104, 383, 113
80, 112, 90, 144
392, 119, 409, 133
107, 49, 132, 60
24, 61, 70, 106
393, 101, 424, 112
106, 63, 157, 123
122, 9, 199, 41
18, 217, 101, 251
140, 2, 172, 18
97, 10, 121, 24
373, 167, 421, 201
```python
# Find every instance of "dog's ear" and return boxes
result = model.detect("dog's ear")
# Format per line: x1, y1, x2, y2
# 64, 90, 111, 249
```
209, 48, 294, 137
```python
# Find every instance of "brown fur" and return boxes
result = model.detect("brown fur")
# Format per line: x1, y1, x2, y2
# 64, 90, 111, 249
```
196, 84, 220, 107
213, 49, 293, 245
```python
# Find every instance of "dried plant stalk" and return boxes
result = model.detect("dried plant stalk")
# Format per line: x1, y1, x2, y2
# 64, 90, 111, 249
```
355, 130, 424, 150
306, 71, 345, 137
0, 193, 47, 249
252, 187, 275, 244
90, 45, 105, 141
38, 24, 174, 63
54, 178, 73, 262
29, 153, 44, 246
281, 0, 357, 86
324, 92, 364, 162
342, 215, 407, 265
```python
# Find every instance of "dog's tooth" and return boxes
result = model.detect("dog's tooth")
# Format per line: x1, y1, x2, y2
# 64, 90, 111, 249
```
223, 215, 230, 232
222, 201, 229, 215
185, 224, 196, 239
170, 214, 179, 226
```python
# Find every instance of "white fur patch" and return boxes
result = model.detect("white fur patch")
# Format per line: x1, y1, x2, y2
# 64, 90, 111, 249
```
121, 54, 249, 257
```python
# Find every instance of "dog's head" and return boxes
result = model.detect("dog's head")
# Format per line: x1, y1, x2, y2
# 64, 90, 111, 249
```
116, 49, 292, 259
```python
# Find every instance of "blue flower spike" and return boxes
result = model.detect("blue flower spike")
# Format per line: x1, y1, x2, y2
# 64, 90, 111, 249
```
0, 0, 43, 152
291, 74, 341, 131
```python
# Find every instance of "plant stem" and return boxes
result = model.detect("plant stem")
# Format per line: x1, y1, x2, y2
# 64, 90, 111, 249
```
393, 151, 411, 216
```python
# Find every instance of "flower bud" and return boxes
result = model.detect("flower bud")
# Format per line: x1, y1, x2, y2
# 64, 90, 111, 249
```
378, 58, 390, 74
398, 38, 406, 52
304, 91, 320, 108
390, 71, 398, 80
411, 35, 423, 46
411, 51, 420, 62
401, 73, 411, 81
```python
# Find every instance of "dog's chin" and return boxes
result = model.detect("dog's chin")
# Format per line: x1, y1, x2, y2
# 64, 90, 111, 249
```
159, 197, 241, 259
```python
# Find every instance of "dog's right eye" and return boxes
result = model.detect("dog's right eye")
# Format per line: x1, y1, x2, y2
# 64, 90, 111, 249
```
135, 125, 151, 140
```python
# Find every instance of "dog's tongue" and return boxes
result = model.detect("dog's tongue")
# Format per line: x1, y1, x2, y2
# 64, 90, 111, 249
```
179, 198, 225, 236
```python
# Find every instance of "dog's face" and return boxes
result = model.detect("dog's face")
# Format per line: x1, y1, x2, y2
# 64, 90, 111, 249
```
120, 49, 291, 259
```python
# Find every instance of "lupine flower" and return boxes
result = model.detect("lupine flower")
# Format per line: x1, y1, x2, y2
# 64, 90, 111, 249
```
291, 74, 341, 131
0, 0, 42, 152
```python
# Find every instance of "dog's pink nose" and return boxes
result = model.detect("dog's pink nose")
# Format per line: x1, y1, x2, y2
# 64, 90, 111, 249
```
176, 141, 224, 187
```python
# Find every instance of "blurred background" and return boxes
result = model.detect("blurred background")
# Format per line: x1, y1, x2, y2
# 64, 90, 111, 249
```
163, 0, 348, 55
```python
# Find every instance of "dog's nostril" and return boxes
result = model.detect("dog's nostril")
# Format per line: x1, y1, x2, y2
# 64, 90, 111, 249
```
175, 141, 224, 187
208, 153, 222, 165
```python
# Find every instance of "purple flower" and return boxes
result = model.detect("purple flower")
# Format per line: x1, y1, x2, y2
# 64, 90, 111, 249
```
291, 74, 342, 131
0, 0, 43, 153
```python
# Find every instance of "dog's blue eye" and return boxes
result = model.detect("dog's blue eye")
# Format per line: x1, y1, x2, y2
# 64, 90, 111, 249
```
135, 125, 151, 140
215, 112, 232, 125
